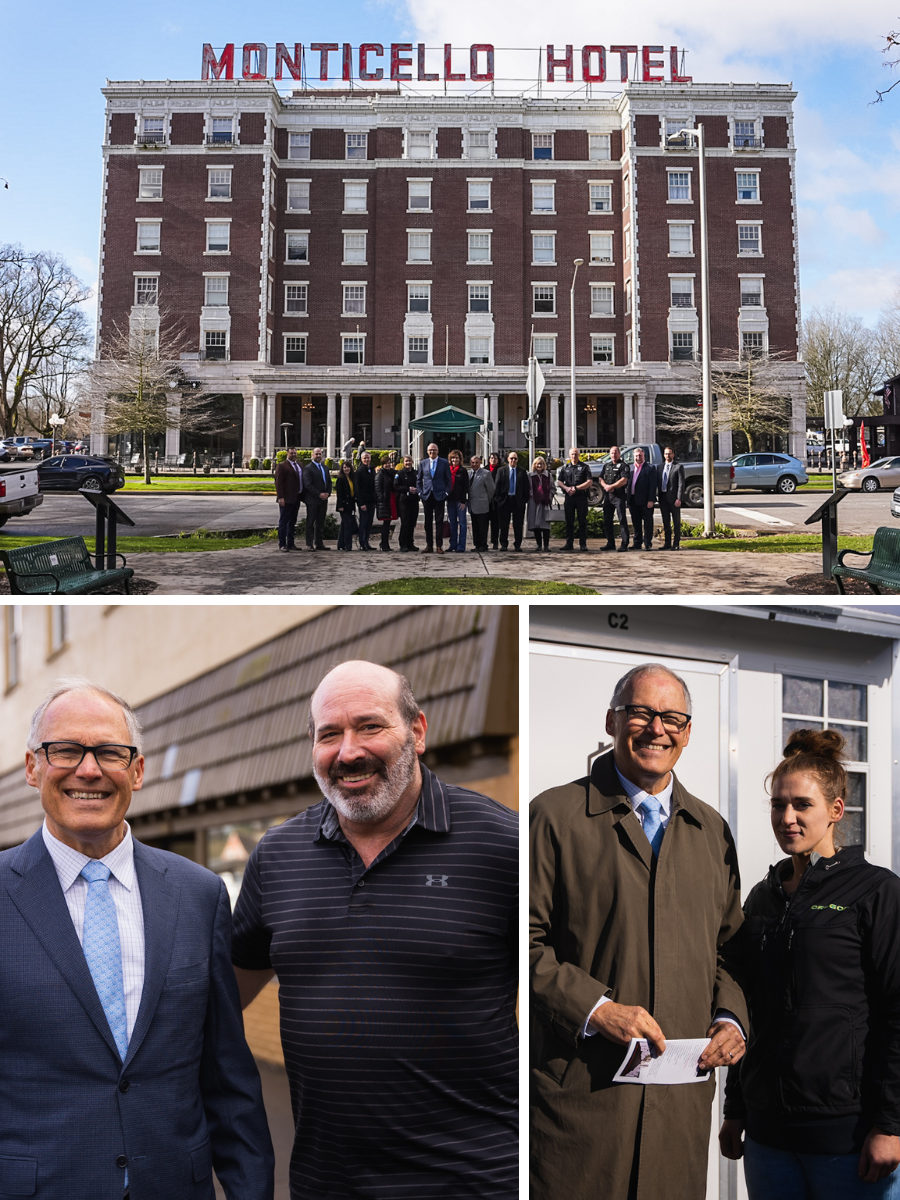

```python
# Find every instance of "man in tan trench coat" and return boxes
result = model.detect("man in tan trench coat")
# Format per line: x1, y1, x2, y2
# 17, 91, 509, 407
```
530, 663, 749, 1200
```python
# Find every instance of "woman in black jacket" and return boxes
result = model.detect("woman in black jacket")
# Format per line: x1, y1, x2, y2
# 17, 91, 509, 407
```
394, 455, 419, 552
354, 450, 376, 550
720, 729, 900, 1198
374, 453, 398, 551
334, 460, 356, 551
446, 448, 469, 552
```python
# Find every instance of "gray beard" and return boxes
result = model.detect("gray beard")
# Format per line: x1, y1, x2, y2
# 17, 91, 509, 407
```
313, 733, 420, 823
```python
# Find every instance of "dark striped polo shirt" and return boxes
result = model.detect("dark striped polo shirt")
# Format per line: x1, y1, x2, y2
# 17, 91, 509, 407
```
231, 764, 518, 1200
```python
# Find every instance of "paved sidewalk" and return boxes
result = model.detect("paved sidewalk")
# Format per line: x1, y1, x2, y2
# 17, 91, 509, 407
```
127, 539, 827, 595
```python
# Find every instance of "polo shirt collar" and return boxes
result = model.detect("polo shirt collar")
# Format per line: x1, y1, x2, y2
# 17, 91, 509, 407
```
315, 761, 450, 843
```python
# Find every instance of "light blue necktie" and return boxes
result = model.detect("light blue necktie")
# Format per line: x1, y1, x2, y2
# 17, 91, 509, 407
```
81, 861, 129, 1061
510, 469, 516, 495
639, 797, 665, 858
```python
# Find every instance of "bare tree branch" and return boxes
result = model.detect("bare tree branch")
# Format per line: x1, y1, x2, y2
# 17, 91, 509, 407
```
874, 29, 900, 102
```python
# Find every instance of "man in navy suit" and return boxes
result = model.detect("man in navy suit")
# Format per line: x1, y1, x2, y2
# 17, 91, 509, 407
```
416, 442, 452, 553
0, 678, 274, 1200
626, 447, 659, 551
494, 451, 529, 551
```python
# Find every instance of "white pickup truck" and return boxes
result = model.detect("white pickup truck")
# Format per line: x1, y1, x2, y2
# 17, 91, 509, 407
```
0, 463, 43, 527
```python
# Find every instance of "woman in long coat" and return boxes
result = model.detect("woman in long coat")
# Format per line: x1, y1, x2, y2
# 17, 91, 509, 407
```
334, 460, 356, 551
374, 453, 399, 551
527, 456, 554, 552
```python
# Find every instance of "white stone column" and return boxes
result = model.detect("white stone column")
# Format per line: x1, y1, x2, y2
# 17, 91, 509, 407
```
415, 393, 424, 420
549, 393, 559, 461
401, 393, 411, 457
326, 393, 336, 459
250, 394, 260, 460
489, 393, 500, 454
476, 395, 485, 424
623, 394, 635, 445
263, 393, 274, 458
340, 394, 350, 449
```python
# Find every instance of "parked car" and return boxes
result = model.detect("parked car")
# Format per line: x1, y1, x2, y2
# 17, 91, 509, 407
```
891, 486, 900, 519
0, 439, 34, 460
580, 444, 734, 508
730, 452, 809, 493
0, 463, 43, 526
839, 457, 900, 493
36, 455, 125, 493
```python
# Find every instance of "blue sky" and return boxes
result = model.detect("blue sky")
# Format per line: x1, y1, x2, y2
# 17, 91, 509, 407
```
2, 0, 899, 327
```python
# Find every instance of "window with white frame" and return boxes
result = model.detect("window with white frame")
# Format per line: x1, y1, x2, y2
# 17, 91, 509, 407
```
5, 606, 21, 690
285, 284, 308, 313
468, 232, 492, 263
407, 336, 430, 363
668, 223, 693, 255
343, 182, 367, 212
343, 285, 366, 315
342, 335, 365, 364
533, 336, 556, 364
666, 117, 693, 143
671, 331, 694, 360
134, 276, 159, 305
625, 278, 632, 313
533, 285, 556, 315
288, 132, 311, 160
141, 118, 165, 144
287, 181, 310, 211
408, 180, 432, 210
734, 120, 758, 148
408, 231, 431, 263
589, 232, 613, 264
741, 277, 763, 306
138, 168, 163, 200
408, 283, 431, 312
737, 171, 760, 201
48, 606, 69, 656
343, 232, 367, 264
468, 284, 491, 313
204, 276, 229, 306
591, 285, 614, 316
624, 227, 631, 261
667, 171, 691, 201
623, 173, 630, 207
738, 223, 762, 254
532, 182, 555, 213
208, 169, 232, 199
210, 117, 233, 145
670, 277, 694, 307
136, 222, 161, 253
206, 222, 230, 253
284, 335, 307, 364
468, 337, 491, 364
467, 130, 492, 159
286, 233, 309, 262
204, 330, 227, 360
532, 133, 553, 160
589, 183, 612, 212
532, 233, 555, 264
588, 134, 611, 161
407, 130, 433, 159
345, 133, 368, 160
742, 330, 765, 357
592, 335, 614, 363
467, 180, 491, 210
267, 277, 273, 312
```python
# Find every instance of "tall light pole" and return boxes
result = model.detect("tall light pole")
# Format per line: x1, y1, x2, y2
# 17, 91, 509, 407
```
569, 257, 584, 454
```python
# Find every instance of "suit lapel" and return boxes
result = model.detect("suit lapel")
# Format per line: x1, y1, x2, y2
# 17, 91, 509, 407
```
6, 832, 121, 1061
124, 842, 179, 1067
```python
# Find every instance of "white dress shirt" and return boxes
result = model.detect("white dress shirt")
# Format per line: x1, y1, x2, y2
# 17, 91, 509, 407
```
42, 820, 145, 1040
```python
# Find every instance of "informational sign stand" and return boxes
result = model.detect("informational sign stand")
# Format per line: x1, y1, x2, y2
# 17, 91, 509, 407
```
79, 490, 136, 570
805, 488, 851, 580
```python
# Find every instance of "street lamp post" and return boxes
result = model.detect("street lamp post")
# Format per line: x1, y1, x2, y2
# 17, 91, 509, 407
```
569, 258, 584, 455
280, 422, 293, 450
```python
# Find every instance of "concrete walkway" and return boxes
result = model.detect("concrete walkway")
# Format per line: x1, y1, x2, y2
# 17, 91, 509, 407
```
127, 538, 826, 595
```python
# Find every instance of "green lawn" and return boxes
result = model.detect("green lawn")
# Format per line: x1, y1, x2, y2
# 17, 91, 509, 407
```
120, 476, 275, 493
685, 533, 873, 554
354, 577, 597, 595
0, 531, 273, 555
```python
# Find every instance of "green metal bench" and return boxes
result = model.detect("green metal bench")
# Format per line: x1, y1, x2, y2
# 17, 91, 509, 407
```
832, 526, 900, 594
0, 536, 134, 595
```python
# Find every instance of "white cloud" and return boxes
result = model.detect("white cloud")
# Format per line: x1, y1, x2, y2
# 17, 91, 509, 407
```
802, 266, 900, 323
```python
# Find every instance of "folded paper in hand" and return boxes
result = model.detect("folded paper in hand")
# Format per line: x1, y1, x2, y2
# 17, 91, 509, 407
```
613, 1038, 713, 1085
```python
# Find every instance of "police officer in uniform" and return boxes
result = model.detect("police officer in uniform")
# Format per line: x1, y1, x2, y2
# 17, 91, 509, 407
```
600, 444, 631, 552
557, 447, 592, 552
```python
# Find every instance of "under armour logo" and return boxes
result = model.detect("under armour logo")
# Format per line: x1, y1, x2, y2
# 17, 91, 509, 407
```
425, 875, 449, 887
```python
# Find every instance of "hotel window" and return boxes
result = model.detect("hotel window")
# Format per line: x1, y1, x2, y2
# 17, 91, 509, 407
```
590, 285, 614, 316
532, 233, 555, 264
468, 337, 491, 364
737, 171, 760, 201
343, 285, 366, 315
343, 233, 367, 264
666, 117, 693, 145
286, 233, 309, 262
742, 331, 766, 358
592, 334, 614, 363
48, 606, 69, 656
206, 222, 230, 253
589, 232, 613, 264
343, 182, 367, 212
204, 330, 227, 360
668, 223, 693, 255
741, 277, 763, 306
624, 227, 631, 261
671, 331, 694, 360
738, 223, 762, 255
407, 130, 433, 159
468, 284, 491, 313
345, 133, 368, 160
532, 182, 555, 213
468, 232, 492, 263
134, 276, 159, 305
138, 168, 163, 200
532, 133, 554, 160
288, 133, 311, 160
588, 134, 611, 160
287, 181, 310, 211
5, 607, 21, 690
533, 285, 557, 315
589, 183, 612, 212
667, 171, 691, 201
533, 336, 556, 364
407, 283, 431, 312
407, 232, 431, 263
208, 169, 232, 199
407, 336, 430, 363
209, 118, 233, 145
467, 130, 492, 159
670, 278, 694, 307
342, 335, 365, 364
140, 118, 165, 145
285, 284, 308, 314
136, 222, 161, 253
284, 335, 307, 364
204, 276, 229, 306
625, 278, 632, 313
734, 120, 758, 148
408, 180, 432, 210
467, 180, 491, 210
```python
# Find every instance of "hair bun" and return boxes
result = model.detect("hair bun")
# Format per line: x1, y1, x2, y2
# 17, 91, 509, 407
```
783, 727, 846, 762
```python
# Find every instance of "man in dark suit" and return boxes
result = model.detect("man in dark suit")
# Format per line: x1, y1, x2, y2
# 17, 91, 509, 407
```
494, 451, 528, 551
302, 446, 333, 551
627, 447, 658, 551
1, 679, 274, 1200
416, 442, 452, 553
274, 446, 304, 551
355, 450, 376, 550
657, 445, 685, 551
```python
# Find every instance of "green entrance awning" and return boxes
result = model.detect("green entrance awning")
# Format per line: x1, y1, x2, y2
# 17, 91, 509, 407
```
408, 405, 492, 433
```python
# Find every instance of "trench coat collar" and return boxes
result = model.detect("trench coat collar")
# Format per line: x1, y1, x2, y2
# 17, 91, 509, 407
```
586, 749, 706, 829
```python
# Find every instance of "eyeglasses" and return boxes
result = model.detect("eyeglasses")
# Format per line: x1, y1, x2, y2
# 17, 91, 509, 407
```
37, 742, 138, 769
613, 705, 691, 733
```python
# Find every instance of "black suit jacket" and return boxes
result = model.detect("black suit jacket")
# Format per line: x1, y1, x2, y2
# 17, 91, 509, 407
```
657, 461, 685, 504
494, 466, 528, 510
275, 460, 303, 504
628, 463, 658, 507
302, 459, 332, 498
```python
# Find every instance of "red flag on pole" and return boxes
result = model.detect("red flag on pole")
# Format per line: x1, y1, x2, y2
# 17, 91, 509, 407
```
861, 422, 870, 468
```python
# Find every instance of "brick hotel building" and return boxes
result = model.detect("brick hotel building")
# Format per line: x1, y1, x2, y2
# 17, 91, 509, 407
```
96, 77, 805, 462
